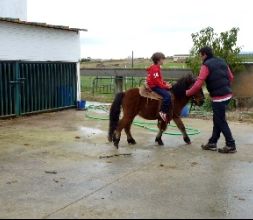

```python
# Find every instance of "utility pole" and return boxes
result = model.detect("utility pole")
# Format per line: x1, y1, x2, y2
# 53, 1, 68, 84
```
132, 51, 134, 68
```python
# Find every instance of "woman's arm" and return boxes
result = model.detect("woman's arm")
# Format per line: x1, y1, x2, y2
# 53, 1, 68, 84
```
228, 66, 234, 82
186, 65, 210, 97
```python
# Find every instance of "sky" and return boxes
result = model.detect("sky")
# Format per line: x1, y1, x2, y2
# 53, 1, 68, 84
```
27, 0, 253, 59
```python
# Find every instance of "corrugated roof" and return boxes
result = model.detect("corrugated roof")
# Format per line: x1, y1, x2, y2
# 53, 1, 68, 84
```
0, 17, 87, 33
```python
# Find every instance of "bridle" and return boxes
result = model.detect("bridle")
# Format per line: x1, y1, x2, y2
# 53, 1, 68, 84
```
188, 80, 205, 113
189, 96, 197, 113
189, 90, 205, 113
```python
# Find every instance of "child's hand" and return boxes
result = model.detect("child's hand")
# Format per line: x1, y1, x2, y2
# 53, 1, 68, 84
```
145, 82, 152, 91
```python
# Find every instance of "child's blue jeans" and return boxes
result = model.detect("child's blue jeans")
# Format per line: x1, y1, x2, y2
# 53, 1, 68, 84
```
152, 87, 171, 113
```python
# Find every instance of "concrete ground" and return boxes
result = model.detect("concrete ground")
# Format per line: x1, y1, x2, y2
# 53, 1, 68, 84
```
0, 109, 253, 219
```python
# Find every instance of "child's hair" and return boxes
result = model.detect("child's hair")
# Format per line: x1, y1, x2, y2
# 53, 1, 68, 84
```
151, 52, 166, 64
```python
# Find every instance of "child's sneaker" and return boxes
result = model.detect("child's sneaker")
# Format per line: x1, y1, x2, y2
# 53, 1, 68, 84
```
159, 112, 168, 123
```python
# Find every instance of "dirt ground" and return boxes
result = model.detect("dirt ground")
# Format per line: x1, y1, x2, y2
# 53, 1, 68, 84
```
0, 109, 253, 219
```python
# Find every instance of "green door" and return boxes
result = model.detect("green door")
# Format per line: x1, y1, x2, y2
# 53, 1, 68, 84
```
0, 61, 77, 118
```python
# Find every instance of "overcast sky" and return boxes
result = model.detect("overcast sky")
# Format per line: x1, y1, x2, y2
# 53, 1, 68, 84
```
28, 0, 253, 59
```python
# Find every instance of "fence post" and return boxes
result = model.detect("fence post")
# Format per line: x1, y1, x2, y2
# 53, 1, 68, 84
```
115, 76, 124, 94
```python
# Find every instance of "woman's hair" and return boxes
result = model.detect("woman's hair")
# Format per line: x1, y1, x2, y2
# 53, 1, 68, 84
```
199, 47, 214, 58
151, 52, 166, 64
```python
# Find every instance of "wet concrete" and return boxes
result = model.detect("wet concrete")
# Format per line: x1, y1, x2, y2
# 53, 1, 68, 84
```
0, 110, 253, 219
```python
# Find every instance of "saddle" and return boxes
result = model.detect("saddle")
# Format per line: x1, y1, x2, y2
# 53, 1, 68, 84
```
139, 85, 175, 123
139, 85, 163, 101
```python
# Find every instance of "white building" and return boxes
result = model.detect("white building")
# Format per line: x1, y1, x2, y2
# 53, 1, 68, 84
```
173, 54, 190, 62
0, 0, 27, 20
0, 18, 84, 62
0, 0, 87, 118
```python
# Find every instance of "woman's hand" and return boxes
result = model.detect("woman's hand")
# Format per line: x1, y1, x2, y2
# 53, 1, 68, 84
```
166, 83, 172, 89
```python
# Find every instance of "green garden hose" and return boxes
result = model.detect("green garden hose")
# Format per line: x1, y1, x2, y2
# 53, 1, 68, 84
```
85, 105, 200, 136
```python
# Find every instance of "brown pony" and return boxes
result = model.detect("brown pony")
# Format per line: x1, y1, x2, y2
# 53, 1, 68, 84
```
108, 74, 205, 148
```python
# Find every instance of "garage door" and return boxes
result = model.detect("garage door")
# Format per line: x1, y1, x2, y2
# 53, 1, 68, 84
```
0, 61, 77, 118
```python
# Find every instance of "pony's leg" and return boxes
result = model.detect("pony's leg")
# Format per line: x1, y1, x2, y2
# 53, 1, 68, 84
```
113, 116, 130, 149
173, 116, 191, 144
125, 120, 136, 145
155, 120, 167, 146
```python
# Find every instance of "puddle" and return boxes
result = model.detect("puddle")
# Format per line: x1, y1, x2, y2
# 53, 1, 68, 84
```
80, 127, 105, 136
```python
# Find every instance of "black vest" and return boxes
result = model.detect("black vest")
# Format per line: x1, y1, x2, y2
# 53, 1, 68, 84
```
204, 57, 232, 97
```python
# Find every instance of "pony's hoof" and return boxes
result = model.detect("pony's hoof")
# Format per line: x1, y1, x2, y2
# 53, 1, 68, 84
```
128, 139, 137, 145
184, 136, 191, 145
155, 138, 164, 146
108, 136, 113, 143
113, 139, 120, 149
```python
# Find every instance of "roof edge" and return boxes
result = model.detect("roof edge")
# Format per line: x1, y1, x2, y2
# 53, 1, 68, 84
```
0, 17, 87, 32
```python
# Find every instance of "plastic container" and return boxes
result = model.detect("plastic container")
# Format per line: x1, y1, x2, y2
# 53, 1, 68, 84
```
181, 105, 190, 117
77, 100, 86, 111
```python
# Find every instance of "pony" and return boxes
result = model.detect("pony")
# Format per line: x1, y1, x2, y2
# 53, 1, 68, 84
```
108, 74, 205, 148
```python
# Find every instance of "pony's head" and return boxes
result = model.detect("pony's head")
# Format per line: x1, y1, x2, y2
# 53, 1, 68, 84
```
172, 74, 205, 106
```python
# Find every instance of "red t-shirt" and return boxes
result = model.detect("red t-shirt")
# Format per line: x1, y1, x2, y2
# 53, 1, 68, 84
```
146, 65, 169, 89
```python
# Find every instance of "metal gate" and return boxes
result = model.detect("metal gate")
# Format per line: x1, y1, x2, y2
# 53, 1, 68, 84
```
0, 62, 15, 118
0, 61, 77, 118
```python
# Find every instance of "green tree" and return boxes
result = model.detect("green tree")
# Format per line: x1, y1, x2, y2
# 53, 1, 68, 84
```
187, 27, 243, 74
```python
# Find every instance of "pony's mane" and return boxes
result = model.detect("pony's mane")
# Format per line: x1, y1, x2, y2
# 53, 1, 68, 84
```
171, 74, 195, 97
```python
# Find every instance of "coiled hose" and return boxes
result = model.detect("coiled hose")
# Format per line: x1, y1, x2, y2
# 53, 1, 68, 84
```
85, 104, 200, 136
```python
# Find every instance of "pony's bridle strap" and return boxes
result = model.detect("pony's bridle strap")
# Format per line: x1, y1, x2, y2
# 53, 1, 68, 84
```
189, 96, 197, 113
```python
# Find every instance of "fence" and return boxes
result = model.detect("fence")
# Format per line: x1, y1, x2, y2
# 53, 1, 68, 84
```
80, 68, 192, 96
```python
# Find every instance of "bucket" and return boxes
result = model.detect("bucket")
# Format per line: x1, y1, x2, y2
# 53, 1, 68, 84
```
181, 105, 190, 117
77, 100, 86, 110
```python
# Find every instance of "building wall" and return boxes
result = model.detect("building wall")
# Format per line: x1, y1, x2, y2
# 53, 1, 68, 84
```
0, 21, 81, 62
233, 64, 253, 98
0, 0, 27, 20
232, 64, 253, 108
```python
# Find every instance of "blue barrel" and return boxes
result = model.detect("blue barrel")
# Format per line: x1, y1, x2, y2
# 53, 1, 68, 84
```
181, 105, 190, 117
77, 100, 86, 110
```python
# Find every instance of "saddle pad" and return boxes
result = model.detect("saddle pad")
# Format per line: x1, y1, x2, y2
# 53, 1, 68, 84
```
139, 86, 163, 100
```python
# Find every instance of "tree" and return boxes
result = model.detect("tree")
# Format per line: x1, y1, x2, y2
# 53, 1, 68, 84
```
187, 27, 243, 74
81, 57, 92, 62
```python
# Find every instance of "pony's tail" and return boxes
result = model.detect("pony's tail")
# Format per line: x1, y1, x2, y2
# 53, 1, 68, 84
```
108, 92, 125, 142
